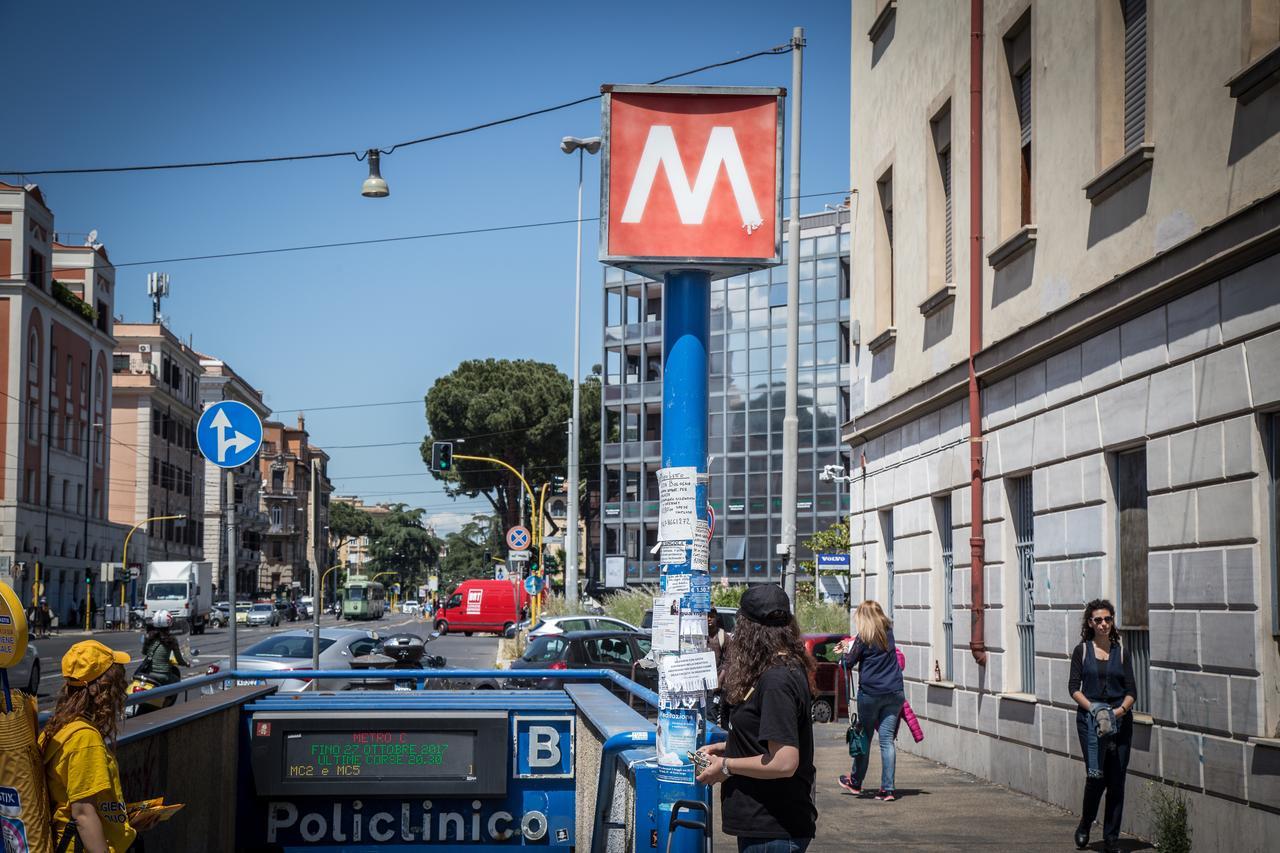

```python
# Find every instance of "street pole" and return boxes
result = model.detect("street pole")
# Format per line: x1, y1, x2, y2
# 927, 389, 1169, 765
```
225, 468, 238, 670
781, 25, 805, 608
566, 145, 585, 610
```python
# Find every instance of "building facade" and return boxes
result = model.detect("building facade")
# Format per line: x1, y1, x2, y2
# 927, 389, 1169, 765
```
258, 416, 331, 594
332, 496, 391, 572
109, 324, 207, 569
0, 182, 124, 620
846, 0, 1280, 846
198, 352, 269, 599
599, 210, 853, 586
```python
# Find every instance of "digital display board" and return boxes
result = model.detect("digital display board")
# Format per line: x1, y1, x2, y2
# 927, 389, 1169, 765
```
250, 710, 507, 797
283, 729, 475, 783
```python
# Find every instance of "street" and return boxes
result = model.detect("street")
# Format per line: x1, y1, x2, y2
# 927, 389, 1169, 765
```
28, 611, 500, 711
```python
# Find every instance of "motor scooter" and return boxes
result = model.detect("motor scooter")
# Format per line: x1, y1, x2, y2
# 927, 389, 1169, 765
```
125, 643, 198, 716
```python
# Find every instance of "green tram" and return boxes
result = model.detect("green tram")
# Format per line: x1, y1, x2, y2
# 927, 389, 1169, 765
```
340, 576, 386, 620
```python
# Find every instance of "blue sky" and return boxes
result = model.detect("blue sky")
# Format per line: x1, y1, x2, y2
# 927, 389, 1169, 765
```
4, 1, 850, 533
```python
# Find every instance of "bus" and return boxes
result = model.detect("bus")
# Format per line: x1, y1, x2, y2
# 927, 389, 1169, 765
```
340, 577, 386, 620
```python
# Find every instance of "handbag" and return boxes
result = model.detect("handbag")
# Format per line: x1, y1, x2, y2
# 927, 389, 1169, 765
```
843, 662, 869, 758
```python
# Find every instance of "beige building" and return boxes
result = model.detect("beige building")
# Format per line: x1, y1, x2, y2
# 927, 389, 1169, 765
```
332, 495, 391, 571
109, 324, 206, 567
846, 0, 1279, 847
198, 352, 269, 599
258, 416, 331, 594
0, 183, 125, 620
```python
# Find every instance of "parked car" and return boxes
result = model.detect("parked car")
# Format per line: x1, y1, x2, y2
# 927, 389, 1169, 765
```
235, 603, 252, 624
804, 633, 852, 723
527, 615, 641, 638
208, 627, 381, 692
210, 602, 231, 628
506, 630, 657, 696
246, 602, 279, 627
641, 606, 738, 633
9, 633, 40, 696
401, 599, 420, 614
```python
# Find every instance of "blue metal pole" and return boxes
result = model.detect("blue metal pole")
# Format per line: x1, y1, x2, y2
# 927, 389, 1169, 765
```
658, 269, 710, 853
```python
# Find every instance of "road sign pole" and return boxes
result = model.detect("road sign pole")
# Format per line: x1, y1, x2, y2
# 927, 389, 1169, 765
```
226, 468, 238, 671
658, 268, 710, 853
781, 26, 805, 610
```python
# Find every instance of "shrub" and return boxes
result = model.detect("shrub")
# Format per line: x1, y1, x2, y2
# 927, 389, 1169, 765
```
1145, 782, 1192, 853
601, 586, 658, 626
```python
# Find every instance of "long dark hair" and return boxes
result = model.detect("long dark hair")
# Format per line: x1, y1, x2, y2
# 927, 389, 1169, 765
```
41, 663, 127, 748
1079, 598, 1119, 645
719, 613, 816, 704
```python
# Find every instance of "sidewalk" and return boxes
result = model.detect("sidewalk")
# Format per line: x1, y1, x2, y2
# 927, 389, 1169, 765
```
713, 724, 1149, 851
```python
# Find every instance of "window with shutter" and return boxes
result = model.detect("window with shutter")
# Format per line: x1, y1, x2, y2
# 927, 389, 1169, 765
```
1122, 0, 1148, 152
941, 148, 953, 283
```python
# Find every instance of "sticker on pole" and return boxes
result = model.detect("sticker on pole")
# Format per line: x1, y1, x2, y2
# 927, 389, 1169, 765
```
506, 526, 531, 552
600, 85, 785, 280
656, 467, 697, 541
196, 400, 263, 469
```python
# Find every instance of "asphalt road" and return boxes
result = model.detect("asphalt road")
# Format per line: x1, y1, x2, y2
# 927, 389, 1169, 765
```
28, 611, 501, 710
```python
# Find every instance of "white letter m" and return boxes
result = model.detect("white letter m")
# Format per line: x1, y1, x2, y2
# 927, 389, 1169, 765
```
620, 126, 763, 229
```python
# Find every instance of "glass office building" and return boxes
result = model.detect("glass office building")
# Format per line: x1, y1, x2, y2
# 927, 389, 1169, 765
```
598, 209, 852, 586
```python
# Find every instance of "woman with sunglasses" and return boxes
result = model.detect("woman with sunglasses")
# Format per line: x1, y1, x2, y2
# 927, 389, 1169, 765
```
1067, 599, 1136, 852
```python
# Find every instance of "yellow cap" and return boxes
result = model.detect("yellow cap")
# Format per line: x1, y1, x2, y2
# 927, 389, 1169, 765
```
62, 640, 131, 686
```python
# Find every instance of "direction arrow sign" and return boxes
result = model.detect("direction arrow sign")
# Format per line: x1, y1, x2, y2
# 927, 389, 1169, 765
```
506, 526, 531, 552
524, 574, 544, 595
197, 400, 263, 469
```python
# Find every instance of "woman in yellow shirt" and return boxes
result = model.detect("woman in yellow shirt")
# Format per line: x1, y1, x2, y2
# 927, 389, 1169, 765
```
40, 640, 136, 853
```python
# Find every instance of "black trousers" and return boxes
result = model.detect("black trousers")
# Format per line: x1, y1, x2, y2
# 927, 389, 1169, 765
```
1076, 709, 1132, 840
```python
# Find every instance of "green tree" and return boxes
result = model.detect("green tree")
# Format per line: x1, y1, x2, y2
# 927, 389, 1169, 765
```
437, 514, 496, 589
802, 518, 850, 572
328, 498, 375, 557
367, 503, 441, 589
421, 359, 572, 534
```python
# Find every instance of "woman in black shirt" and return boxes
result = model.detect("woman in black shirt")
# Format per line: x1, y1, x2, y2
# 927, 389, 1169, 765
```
1067, 599, 1136, 853
695, 584, 817, 852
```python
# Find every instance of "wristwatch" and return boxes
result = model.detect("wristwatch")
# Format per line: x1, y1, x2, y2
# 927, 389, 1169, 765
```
721, 758, 732, 778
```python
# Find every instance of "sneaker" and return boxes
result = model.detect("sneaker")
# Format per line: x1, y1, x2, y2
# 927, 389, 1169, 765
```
837, 774, 861, 795
875, 790, 897, 802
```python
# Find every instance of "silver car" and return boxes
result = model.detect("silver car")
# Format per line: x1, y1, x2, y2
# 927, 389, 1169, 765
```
9, 633, 40, 696
245, 603, 278, 627
223, 628, 381, 692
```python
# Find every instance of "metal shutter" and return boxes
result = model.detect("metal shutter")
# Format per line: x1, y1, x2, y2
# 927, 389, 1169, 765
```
941, 150, 953, 283
1123, 0, 1147, 152
1017, 69, 1032, 147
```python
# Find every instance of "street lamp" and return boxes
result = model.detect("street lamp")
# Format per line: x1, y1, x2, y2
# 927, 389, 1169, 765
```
121, 513, 187, 608
560, 135, 600, 609
361, 149, 389, 198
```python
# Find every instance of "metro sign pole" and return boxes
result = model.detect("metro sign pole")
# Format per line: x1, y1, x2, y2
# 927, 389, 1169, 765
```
600, 81, 785, 853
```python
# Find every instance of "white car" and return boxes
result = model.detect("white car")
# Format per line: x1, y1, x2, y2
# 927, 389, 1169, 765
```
527, 615, 641, 638
211, 627, 381, 692
401, 599, 420, 614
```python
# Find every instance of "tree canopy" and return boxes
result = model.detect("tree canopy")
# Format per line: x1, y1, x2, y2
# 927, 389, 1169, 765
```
366, 503, 440, 588
328, 499, 375, 548
437, 514, 496, 589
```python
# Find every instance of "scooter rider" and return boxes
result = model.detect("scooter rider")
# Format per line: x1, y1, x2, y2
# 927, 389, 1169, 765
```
140, 611, 189, 686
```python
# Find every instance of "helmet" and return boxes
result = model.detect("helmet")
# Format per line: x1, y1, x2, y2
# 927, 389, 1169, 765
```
151, 610, 174, 629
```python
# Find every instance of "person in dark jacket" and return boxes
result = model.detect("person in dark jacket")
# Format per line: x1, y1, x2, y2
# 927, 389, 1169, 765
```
140, 610, 189, 686
1068, 599, 1136, 852
835, 599, 905, 800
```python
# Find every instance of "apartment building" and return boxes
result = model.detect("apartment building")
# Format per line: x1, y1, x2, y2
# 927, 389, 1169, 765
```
0, 182, 124, 619
332, 495, 391, 571
109, 324, 206, 570
198, 351, 269, 598
258, 416, 331, 594
599, 210, 853, 587
846, 0, 1280, 846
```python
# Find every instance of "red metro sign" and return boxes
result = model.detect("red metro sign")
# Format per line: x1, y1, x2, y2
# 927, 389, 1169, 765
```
600, 85, 784, 279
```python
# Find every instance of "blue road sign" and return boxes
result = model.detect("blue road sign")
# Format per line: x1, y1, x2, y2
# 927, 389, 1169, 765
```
816, 552, 851, 568
524, 574, 544, 595
197, 400, 263, 469
507, 526, 531, 552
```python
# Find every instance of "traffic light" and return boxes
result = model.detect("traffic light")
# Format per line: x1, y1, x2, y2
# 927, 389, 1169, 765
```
84, 567, 93, 585
552, 474, 566, 493
431, 441, 453, 472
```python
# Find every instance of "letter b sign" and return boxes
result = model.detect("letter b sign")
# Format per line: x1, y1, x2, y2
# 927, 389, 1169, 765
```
514, 716, 574, 778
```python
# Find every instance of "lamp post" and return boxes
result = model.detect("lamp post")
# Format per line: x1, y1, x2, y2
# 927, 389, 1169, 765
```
122, 514, 187, 609
560, 135, 601, 610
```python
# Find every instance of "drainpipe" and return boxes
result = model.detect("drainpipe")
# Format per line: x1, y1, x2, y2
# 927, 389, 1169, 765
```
968, 0, 988, 667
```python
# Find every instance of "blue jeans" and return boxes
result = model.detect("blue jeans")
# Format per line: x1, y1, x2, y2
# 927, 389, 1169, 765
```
737, 839, 811, 853
852, 690, 904, 792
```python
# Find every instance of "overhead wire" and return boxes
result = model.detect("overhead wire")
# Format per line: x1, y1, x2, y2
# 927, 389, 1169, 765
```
1, 43, 794, 177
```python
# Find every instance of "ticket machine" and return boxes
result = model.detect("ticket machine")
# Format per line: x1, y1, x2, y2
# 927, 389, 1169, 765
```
242, 690, 584, 851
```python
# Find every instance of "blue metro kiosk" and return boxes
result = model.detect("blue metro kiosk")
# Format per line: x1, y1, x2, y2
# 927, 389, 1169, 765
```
234, 672, 716, 852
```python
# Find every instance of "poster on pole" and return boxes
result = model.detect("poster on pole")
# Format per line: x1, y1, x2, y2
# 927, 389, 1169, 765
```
604, 556, 626, 589
656, 466, 697, 542
650, 594, 682, 651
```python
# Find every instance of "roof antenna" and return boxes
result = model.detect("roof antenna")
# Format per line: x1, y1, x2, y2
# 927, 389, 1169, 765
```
146, 272, 170, 326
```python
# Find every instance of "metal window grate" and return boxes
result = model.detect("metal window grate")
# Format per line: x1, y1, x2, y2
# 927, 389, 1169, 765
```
1121, 628, 1150, 713
882, 510, 895, 615
1122, 0, 1147, 153
1012, 476, 1036, 694
940, 148, 953, 283
940, 499, 954, 681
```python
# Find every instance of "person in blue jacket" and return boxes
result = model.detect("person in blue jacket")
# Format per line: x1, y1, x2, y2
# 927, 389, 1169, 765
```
835, 599, 905, 801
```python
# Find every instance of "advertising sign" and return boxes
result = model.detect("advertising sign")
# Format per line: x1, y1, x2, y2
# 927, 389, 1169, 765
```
600, 85, 785, 279
603, 556, 626, 589
0, 581, 28, 669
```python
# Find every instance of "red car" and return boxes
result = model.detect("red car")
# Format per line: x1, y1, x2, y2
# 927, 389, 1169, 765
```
804, 633, 852, 723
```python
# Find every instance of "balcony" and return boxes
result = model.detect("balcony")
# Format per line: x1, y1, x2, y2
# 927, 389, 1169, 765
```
261, 482, 297, 500
266, 523, 298, 536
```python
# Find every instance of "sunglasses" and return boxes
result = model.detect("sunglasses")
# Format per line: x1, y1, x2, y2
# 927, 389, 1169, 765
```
1091, 616, 1114, 625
